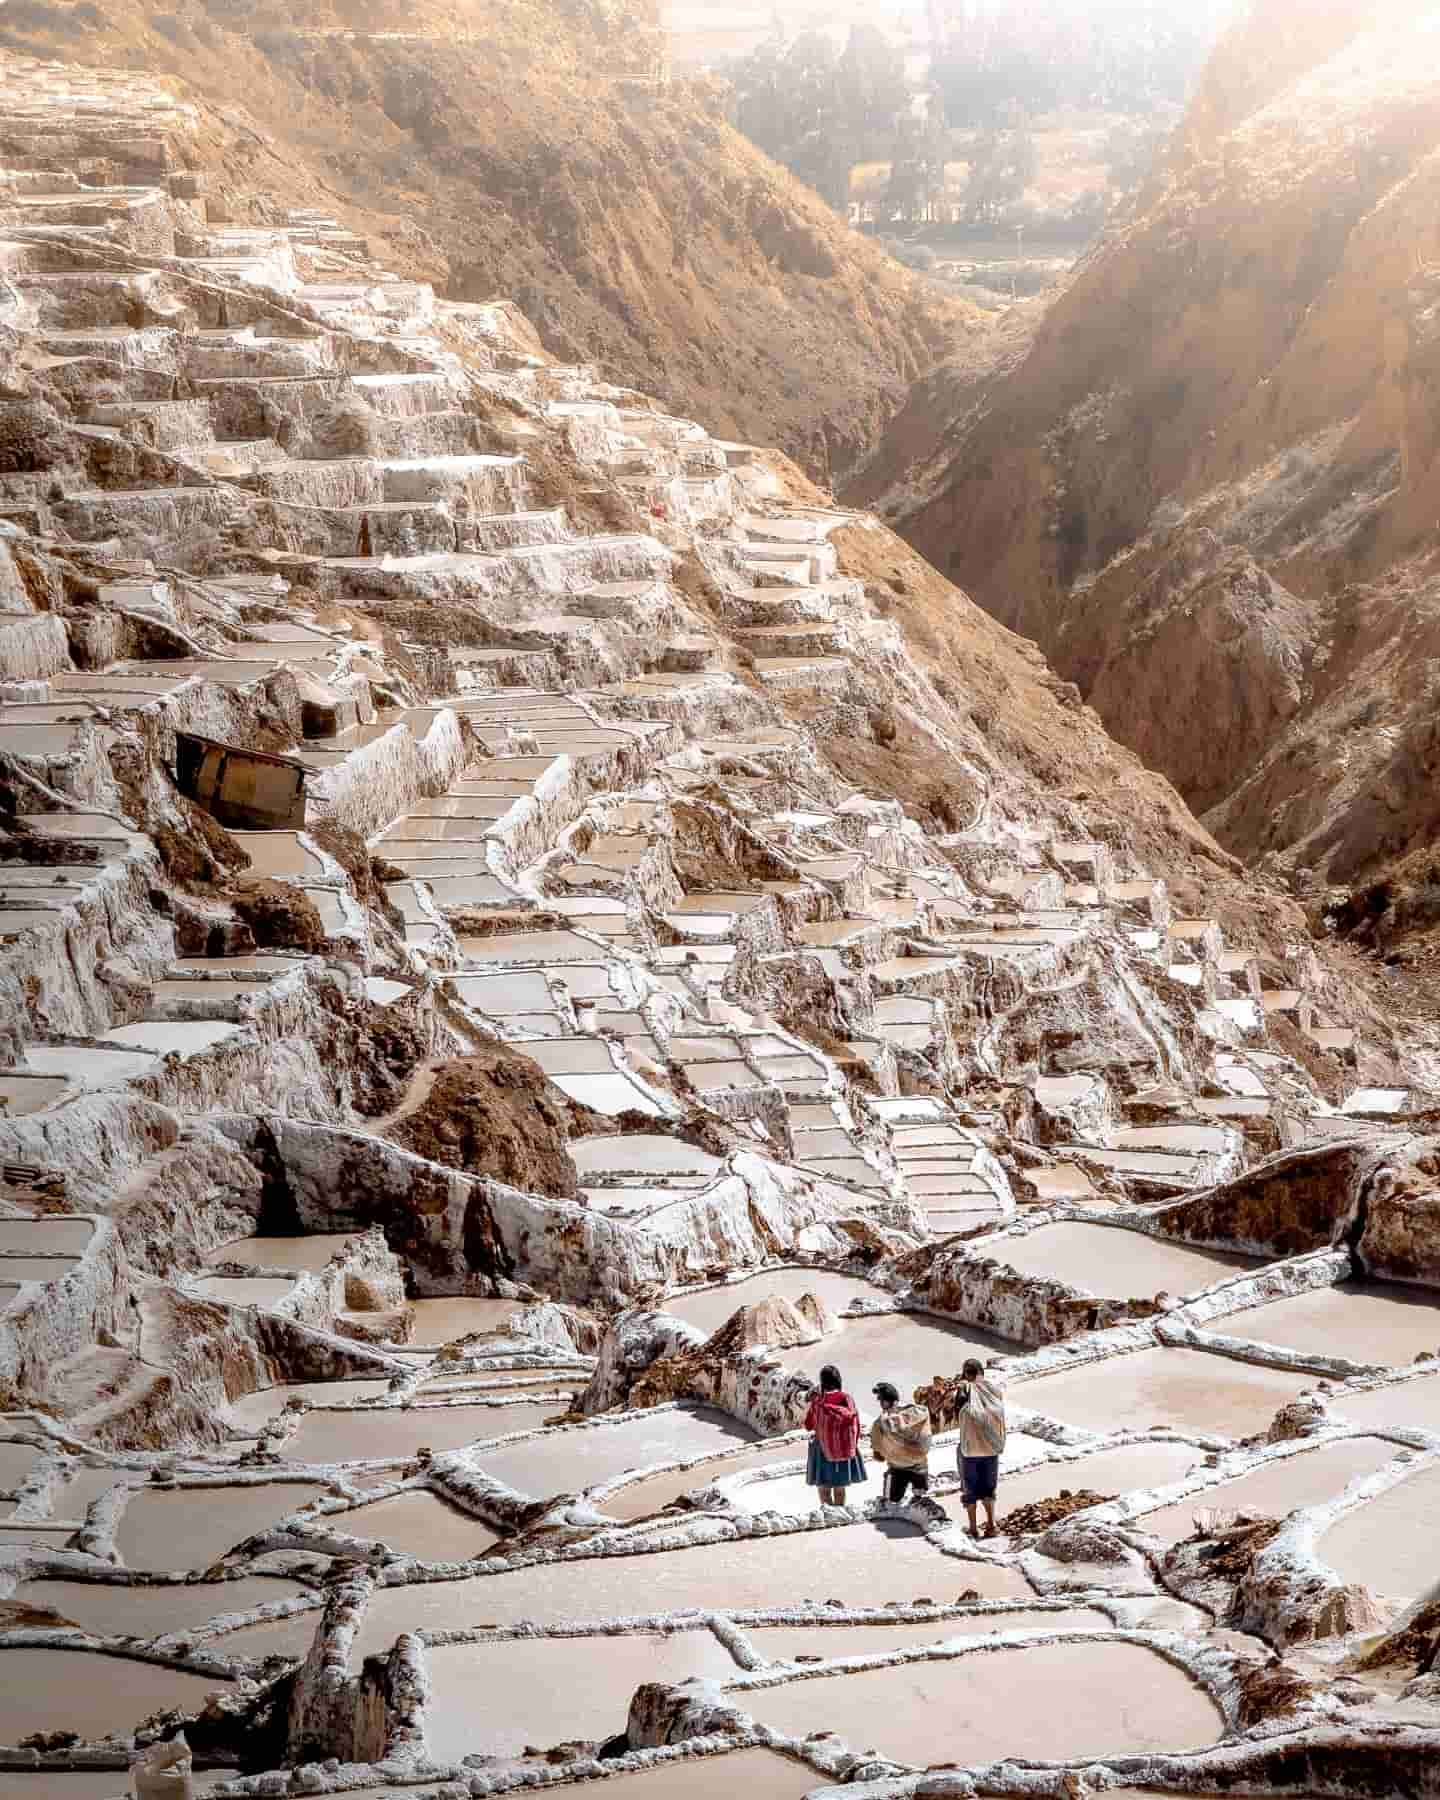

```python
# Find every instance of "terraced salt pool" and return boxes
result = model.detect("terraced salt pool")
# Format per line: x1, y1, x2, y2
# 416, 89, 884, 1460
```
602, 1437, 805, 1520
1332, 1370, 1440, 1432
746, 1608, 1112, 1663
337, 1489, 501, 1559
207, 1233, 356, 1271
993, 1440, 1205, 1517
659, 1268, 885, 1336
16, 1574, 308, 1638
1015, 1347, 1314, 1439
987, 1222, 1257, 1298
0, 1647, 230, 1743
408, 1295, 524, 1343
1135, 1438, 1400, 1543
424, 1629, 739, 1759
282, 1401, 562, 1463
737, 1638, 1222, 1764
1215, 1281, 1440, 1366
115, 1481, 328, 1571
473, 1404, 753, 1498
227, 1378, 393, 1432
1316, 1461, 1440, 1602
353, 1524, 1026, 1655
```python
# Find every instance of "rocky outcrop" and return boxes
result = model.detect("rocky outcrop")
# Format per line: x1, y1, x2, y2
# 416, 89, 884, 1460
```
1153, 1144, 1375, 1259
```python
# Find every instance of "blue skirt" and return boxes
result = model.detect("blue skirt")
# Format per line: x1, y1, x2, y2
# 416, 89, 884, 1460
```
807, 1439, 867, 1488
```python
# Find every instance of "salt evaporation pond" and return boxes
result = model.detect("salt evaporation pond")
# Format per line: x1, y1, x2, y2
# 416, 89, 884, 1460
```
990, 1223, 1257, 1297
116, 1482, 327, 1571
490, 1749, 821, 1800
0, 1647, 230, 1742
1333, 1371, 1440, 1432
208, 1605, 324, 1661
1217, 1282, 1440, 1365
778, 1311, 1008, 1412
0, 1442, 37, 1489
1137, 1438, 1399, 1544
660, 1269, 885, 1336
1316, 1462, 1440, 1602
738, 1638, 1222, 1763
50, 1466, 127, 1516
1016, 1347, 1314, 1438
408, 1296, 524, 1343
992, 1440, 1204, 1516
354, 1524, 1026, 1655
0, 1219, 92, 1255
283, 1401, 560, 1463
474, 1405, 752, 1498
16, 1575, 307, 1638
748, 1608, 1112, 1662
227, 1379, 392, 1431
208, 1233, 356, 1271
191, 1274, 296, 1308
603, 1438, 805, 1520
424, 1629, 740, 1759
339, 1490, 501, 1560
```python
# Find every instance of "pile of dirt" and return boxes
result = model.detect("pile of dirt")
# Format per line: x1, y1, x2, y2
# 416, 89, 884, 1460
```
3, 0, 978, 482
230, 876, 327, 953
855, 0, 1440, 884
1357, 1600, 1440, 1674
1235, 1660, 1318, 1729
385, 1046, 590, 1198
996, 1489, 1113, 1537
1167, 1515, 1283, 1582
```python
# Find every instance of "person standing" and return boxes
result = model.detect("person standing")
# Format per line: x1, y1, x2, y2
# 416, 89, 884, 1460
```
956, 1358, 1006, 1539
804, 1364, 866, 1507
869, 1381, 933, 1504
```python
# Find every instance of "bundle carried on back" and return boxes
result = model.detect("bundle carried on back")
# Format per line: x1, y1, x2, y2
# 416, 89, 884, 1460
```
957, 1376, 1007, 1458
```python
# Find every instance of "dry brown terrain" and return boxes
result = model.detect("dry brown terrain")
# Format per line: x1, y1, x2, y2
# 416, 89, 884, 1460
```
854, 0, 1440, 888
0, 0, 977, 481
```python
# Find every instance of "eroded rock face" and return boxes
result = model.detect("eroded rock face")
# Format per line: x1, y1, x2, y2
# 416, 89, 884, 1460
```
1357, 1148, 1440, 1287
1154, 1145, 1374, 1259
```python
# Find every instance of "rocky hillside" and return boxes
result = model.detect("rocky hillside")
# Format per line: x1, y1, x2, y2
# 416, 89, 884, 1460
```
855, 0, 1440, 888
0, 0, 975, 481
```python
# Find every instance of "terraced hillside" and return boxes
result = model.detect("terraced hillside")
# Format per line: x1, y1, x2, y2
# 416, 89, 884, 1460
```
0, 47, 1438, 1800
0, 0, 976, 482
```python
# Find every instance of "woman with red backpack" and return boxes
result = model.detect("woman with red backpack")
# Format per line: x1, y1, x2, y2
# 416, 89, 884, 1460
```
804, 1363, 867, 1507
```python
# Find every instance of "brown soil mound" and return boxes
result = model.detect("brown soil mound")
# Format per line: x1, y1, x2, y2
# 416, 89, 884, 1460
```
1357, 1600, 1440, 1674
231, 876, 327, 952
997, 1489, 1113, 1537
386, 1047, 588, 1199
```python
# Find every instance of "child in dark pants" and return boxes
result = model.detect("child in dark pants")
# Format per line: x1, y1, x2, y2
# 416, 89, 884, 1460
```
869, 1380, 933, 1503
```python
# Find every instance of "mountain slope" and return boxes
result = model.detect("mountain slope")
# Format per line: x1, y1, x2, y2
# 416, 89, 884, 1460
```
0, 0, 976, 480
856, 0, 1440, 885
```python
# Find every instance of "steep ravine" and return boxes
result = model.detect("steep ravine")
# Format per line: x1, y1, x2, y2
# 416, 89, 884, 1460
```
857, 0, 1440, 885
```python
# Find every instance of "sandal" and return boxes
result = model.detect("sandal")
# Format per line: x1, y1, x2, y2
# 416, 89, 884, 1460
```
964, 1526, 979, 1540
982, 1525, 997, 1540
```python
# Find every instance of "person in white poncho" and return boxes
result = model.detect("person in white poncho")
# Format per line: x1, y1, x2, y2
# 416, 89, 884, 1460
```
955, 1357, 1007, 1540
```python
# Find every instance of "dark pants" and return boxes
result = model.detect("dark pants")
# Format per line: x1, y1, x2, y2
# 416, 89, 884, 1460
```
961, 1454, 999, 1504
885, 1465, 931, 1502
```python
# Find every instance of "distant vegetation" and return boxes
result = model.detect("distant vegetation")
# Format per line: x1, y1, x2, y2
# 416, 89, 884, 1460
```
729, 0, 1230, 233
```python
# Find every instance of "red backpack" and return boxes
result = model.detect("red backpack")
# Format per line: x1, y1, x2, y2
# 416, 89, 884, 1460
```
809, 1390, 861, 1461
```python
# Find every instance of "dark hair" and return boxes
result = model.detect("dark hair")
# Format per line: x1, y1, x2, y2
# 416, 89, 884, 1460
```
818, 1364, 842, 1392
962, 1358, 984, 1380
